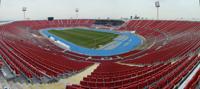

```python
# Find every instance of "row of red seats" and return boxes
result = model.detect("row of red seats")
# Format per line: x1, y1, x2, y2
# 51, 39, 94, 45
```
149, 55, 199, 89
12, 19, 95, 30
185, 68, 200, 89
84, 63, 167, 82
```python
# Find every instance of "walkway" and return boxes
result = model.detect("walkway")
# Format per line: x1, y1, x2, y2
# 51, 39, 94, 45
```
64, 63, 99, 85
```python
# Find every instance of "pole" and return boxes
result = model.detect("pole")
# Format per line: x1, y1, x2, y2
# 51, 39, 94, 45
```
75, 8, 79, 25
22, 7, 27, 20
23, 11, 26, 19
76, 13, 78, 19
75, 8, 79, 19
157, 7, 159, 20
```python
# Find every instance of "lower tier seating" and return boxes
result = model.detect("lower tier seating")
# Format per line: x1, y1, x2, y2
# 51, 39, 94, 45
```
66, 55, 200, 89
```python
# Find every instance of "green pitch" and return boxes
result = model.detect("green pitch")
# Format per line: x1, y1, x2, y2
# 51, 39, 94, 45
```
48, 28, 118, 48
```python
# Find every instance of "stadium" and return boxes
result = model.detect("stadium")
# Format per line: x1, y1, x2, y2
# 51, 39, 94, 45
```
0, 0, 200, 89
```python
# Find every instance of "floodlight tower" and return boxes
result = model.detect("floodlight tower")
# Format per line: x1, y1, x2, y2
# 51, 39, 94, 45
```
155, 1, 160, 20
75, 8, 79, 25
75, 8, 79, 19
22, 7, 27, 20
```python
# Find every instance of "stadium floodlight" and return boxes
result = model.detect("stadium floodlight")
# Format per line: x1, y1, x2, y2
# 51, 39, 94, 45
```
155, 1, 160, 20
75, 8, 79, 19
22, 7, 27, 20
75, 8, 79, 25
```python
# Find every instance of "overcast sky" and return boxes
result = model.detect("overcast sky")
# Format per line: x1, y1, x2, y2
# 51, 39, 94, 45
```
0, 0, 200, 20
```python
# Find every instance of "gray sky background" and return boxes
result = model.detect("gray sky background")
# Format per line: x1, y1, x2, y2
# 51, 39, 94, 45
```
0, 0, 200, 20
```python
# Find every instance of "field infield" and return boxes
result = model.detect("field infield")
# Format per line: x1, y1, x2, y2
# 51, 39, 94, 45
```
48, 28, 119, 48
40, 28, 142, 56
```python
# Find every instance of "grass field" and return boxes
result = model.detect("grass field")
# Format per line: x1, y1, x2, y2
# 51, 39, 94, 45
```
48, 28, 118, 48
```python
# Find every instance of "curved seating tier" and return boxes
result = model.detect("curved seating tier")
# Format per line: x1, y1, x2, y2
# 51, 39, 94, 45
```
120, 20, 200, 64
0, 19, 199, 89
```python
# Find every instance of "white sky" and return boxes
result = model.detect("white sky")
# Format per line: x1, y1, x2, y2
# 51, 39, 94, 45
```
0, 0, 200, 20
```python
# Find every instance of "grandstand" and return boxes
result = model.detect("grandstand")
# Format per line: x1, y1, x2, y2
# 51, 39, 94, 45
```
0, 0, 200, 89
0, 19, 199, 89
